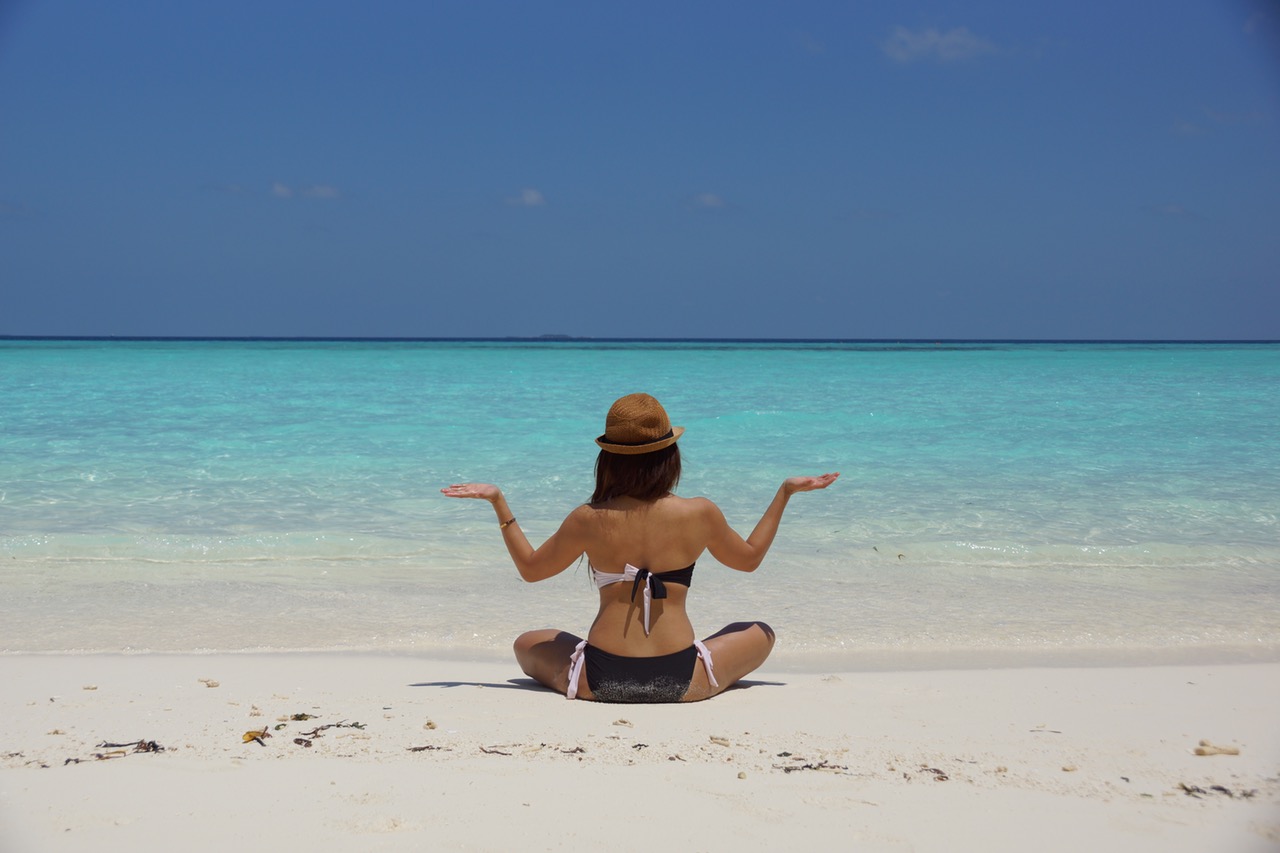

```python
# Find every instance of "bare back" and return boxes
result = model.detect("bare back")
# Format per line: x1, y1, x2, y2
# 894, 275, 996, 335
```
572, 494, 714, 657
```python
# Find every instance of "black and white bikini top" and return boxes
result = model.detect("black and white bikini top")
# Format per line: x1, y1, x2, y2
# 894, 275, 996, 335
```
589, 562, 695, 635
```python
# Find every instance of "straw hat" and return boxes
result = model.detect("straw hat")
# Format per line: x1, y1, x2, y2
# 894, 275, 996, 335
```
595, 393, 684, 455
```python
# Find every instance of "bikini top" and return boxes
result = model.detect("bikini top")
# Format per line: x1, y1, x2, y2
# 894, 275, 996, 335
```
590, 563, 695, 636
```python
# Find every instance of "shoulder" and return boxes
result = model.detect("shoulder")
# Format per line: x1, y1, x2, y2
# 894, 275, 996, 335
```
545, 505, 598, 551
665, 495, 725, 524
563, 504, 597, 528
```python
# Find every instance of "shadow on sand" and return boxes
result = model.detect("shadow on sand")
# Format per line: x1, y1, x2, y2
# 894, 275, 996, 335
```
408, 678, 547, 691
408, 677, 787, 694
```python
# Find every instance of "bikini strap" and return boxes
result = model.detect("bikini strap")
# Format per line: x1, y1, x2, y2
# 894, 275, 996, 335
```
566, 639, 588, 700
694, 640, 719, 688
628, 567, 667, 636
589, 563, 690, 637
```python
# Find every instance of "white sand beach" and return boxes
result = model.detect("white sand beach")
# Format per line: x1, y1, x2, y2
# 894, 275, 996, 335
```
1, 654, 1276, 852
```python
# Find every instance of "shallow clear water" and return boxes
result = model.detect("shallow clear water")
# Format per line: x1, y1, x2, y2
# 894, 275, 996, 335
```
2, 340, 1278, 665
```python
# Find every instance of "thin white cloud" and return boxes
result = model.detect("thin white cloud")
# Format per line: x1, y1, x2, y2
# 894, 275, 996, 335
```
302, 185, 341, 199
270, 182, 341, 200
1152, 203, 1190, 217
694, 192, 725, 209
506, 188, 546, 207
883, 26, 995, 63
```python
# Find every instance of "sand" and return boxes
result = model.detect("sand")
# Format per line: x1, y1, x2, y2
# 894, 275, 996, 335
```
1, 653, 1277, 852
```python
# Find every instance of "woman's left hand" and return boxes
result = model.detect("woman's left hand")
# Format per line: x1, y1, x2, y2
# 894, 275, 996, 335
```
783, 472, 840, 494
441, 483, 501, 503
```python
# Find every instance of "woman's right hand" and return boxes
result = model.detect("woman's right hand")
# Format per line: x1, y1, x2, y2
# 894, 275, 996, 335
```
440, 483, 502, 503
783, 472, 840, 494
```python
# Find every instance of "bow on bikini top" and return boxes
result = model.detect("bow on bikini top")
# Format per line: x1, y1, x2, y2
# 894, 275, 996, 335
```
590, 563, 695, 636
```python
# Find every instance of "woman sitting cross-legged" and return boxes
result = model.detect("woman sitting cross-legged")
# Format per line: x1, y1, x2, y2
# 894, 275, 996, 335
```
441, 392, 838, 702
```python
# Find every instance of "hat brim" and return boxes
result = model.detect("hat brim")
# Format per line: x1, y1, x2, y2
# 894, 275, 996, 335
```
595, 426, 684, 455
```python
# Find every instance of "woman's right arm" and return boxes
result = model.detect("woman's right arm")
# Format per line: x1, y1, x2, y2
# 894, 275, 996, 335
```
441, 484, 589, 582
702, 473, 839, 572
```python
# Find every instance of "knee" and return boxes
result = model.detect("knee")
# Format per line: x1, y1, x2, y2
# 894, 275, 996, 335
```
512, 631, 540, 659
755, 621, 776, 648
512, 631, 541, 664
710, 620, 776, 647
743, 621, 776, 651
737, 620, 775, 638
513, 630, 568, 679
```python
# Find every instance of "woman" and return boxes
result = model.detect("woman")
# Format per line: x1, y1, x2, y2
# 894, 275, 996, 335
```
441, 393, 838, 702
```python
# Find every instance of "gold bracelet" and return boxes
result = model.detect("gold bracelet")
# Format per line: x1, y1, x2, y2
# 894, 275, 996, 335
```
499, 517, 516, 529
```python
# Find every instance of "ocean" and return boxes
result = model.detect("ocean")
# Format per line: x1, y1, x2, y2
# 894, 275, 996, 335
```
2, 339, 1277, 668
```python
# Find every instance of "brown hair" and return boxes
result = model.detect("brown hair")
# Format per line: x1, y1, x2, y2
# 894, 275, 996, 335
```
590, 444, 681, 504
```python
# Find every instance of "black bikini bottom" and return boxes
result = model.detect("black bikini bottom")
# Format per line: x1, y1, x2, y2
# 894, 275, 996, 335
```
584, 645, 698, 704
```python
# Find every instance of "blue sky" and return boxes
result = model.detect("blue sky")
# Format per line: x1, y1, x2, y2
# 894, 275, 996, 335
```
1, 1, 1277, 339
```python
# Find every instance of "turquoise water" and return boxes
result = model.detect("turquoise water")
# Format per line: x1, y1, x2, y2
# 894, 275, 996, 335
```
2, 340, 1278, 665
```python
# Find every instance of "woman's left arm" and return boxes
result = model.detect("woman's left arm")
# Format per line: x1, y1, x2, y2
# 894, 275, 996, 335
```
441, 483, 587, 582
703, 472, 840, 572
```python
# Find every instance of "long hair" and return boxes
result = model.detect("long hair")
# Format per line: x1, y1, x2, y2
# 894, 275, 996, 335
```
591, 445, 681, 504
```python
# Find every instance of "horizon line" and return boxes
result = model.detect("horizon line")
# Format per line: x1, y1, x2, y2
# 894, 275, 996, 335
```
1, 335, 1277, 345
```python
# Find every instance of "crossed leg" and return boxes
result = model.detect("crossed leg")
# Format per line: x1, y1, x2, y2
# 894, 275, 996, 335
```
682, 620, 775, 702
512, 629, 592, 699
